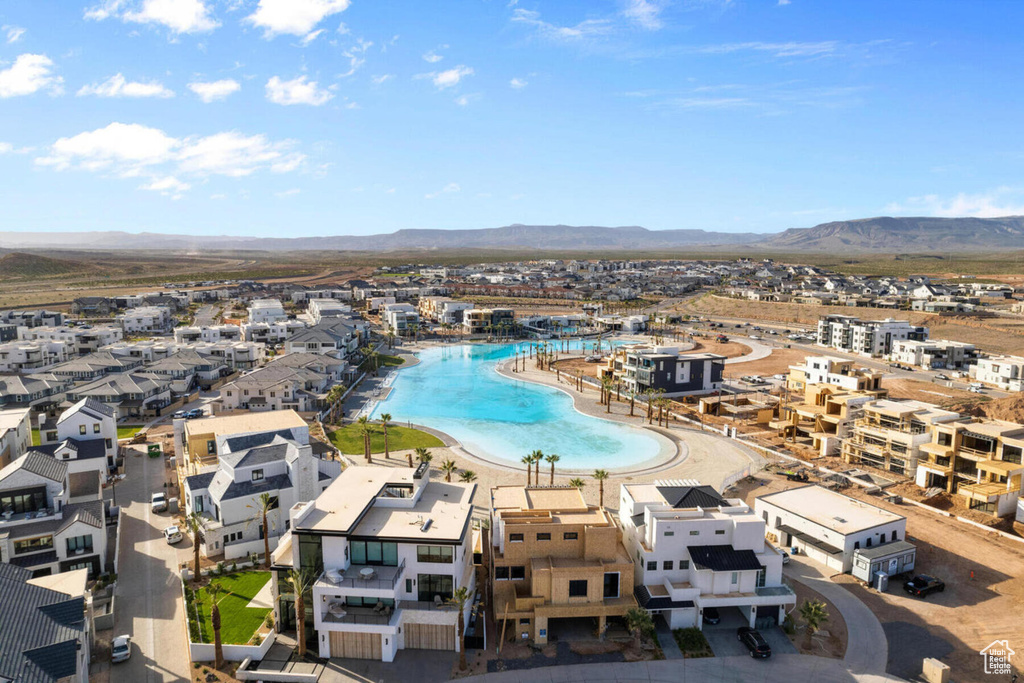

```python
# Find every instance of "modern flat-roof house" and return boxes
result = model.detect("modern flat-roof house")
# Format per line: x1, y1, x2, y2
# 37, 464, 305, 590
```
786, 356, 885, 394
0, 408, 32, 470
463, 308, 515, 335
242, 320, 308, 345
36, 399, 118, 478
173, 324, 242, 344
619, 482, 795, 630
116, 305, 173, 335
840, 399, 962, 477
247, 299, 288, 324
489, 485, 635, 645
970, 356, 1024, 392
917, 419, 1024, 517
307, 299, 352, 324
888, 339, 978, 370
754, 485, 908, 573
0, 340, 75, 373
816, 315, 928, 357
269, 464, 476, 662
604, 345, 725, 397
0, 563, 91, 683
0, 453, 108, 578
382, 303, 420, 337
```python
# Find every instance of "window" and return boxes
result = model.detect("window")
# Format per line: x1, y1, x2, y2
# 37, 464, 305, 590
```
104, 439, 112, 449
663, 561, 674, 570
495, 567, 510, 580
66, 535, 93, 554
663, 530, 674, 536
0, 488, 47, 515
510, 566, 525, 580
568, 580, 588, 598
866, 537, 872, 547
509, 533, 524, 543
536, 533, 551, 541
715, 529, 725, 535
93, 423, 101, 433
417, 574, 454, 602
79, 425, 87, 435
406, 578, 413, 593
14, 536, 53, 555
681, 560, 689, 570
417, 545, 454, 563
891, 530, 897, 541
646, 561, 657, 571
563, 532, 578, 541
689, 530, 699, 536
603, 572, 620, 599
206, 440, 216, 455
351, 541, 399, 567
519, 618, 531, 625
297, 533, 323, 575
730, 572, 738, 585
251, 469, 264, 482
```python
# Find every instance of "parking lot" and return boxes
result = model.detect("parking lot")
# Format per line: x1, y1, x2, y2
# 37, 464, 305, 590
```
702, 607, 797, 658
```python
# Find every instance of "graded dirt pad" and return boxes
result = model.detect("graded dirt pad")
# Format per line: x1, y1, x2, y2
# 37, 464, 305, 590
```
722, 347, 812, 378
884, 378, 977, 405
948, 393, 1024, 422
683, 339, 751, 359
551, 357, 603, 378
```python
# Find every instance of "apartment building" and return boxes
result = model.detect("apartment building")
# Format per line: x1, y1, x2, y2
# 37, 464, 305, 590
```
489, 485, 635, 645
816, 315, 928, 357
247, 299, 288, 324
0, 452, 107, 578
754, 485, 908, 574
116, 305, 173, 334
888, 339, 978, 370
418, 297, 474, 324
786, 356, 884, 394
269, 464, 476, 662
242, 319, 307, 345
64, 372, 172, 418
917, 419, 1024, 517
382, 303, 419, 337
618, 482, 794, 630
604, 345, 724, 397
173, 325, 242, 344
970, 356, 1024, 392
36, 399, 118, 478
841, 399, 963, 477
0, 374, 72, 412
307, 299, 352, 324
184, 436, 340, 560
0, 408, 31, 469
463, 308, 515, 335
0, 340, 75, 373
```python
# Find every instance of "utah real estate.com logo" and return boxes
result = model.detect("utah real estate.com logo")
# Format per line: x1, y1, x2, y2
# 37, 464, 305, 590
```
980, 640, 1014, 676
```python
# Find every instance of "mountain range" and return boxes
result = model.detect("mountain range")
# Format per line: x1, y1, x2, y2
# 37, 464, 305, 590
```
3, 216, 1024, 253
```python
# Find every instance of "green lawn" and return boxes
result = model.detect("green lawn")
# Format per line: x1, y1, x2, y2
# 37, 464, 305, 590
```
117, 426, 144, 439
377, 354, 406, 368
31, 429, 40, 447
190, 572, 271, 645
329, 424, 442, 455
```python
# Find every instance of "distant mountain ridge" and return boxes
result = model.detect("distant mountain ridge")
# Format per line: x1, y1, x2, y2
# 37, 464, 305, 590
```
2, 216, 1024, 253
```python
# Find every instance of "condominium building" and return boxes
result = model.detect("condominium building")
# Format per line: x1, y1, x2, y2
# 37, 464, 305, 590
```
840, 399, 962, 477
247, 299, 288, 324
619, 482, 794, 630
242, 320, 308, 345
382, 303, 419, 337
269, 464, 476, 661
489, 486, 635, 645
917, 419, 1024, 517
116, 305, 173, 334
173, 325, 242, 344
816, 315, 928, 357
604, 345, 724, 397
970, 356, 1024, 392
463, 308, 514, 335
888, 339, 978, 370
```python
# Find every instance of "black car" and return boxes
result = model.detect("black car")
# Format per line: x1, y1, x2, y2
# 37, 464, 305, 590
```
904, 574, 945, 598
737, 627, 772, 658
702, 607, 720, 625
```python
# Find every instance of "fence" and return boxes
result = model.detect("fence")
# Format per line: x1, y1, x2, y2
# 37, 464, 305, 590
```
189, 632, 276, 663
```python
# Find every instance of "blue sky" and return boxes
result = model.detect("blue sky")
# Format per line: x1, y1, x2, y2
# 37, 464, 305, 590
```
0, 0, 1022, 238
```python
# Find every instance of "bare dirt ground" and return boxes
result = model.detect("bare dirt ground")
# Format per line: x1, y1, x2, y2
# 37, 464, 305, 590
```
684, 339, 751, 359
884, 378, 978, 404
788, 578, 848, 660
723, 347, 812, 378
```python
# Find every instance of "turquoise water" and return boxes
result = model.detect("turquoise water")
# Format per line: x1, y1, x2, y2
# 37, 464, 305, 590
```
370, 341, 665, 470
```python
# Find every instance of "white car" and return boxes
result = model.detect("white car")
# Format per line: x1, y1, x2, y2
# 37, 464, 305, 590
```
151, 492, 167, 513
163, 525, 183, 544
111, 634, 131, 663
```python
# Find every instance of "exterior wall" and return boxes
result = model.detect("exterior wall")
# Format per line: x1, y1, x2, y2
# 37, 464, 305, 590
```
0, 408, 32, 468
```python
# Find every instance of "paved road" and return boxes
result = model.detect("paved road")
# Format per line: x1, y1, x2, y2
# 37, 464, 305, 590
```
784, 556, 888, 675
193, 305, 218, 327
114, 445, 191, 682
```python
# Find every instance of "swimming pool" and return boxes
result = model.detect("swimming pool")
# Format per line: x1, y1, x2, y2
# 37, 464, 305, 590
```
369, 341, 669, 470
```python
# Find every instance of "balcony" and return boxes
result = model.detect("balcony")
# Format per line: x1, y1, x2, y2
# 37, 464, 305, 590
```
0, 508, 58, 528
322, 600, 400, 626
318, 559, 406, 592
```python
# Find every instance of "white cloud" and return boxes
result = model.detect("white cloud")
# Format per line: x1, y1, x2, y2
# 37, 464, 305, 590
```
0, 142, 12, 154
885, 188, 1024, 218
425, 182, 460, 199
86, 0, 219, 34
371, 74, 394, 85
77, 73, 174, 98
245, 0, 350, 38
511, 8, 613, 41
275, 188, 301, 198
623, 0, 665, 30
188, 78, 240, 102
0, 54, 63, 98
4, 25, 26, 43
510, 77, 527, 89
778, 0, 791, 5
423, 49, 443, 63
35, 122, 306, 193
299, 28, 325, 45
454, 94, 470, 106
265, 75, 334, 106
339, 38, 372, 77
690, 41, 840, 58
432, 65, 473, 90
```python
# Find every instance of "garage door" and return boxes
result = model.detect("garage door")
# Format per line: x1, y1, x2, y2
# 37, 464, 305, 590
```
329, 631, 382, 659
405, 623, 455, 651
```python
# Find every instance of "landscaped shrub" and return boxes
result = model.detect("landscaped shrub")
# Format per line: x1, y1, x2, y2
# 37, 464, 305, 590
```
674, 628, 713, 658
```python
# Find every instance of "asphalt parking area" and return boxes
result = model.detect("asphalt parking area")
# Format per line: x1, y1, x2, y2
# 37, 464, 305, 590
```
702, 607, 797, 658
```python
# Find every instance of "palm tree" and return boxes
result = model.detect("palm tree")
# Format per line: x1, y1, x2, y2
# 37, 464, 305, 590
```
440, 458, 458, 482
458, 470, 477, 483
568, 477, 586, 490
530, 449, 544, 485
385, 330, 396, 349
545, 453, 561, 485
288, 569, 316, 658
627, 388, 637, 417
246, 492, 276, 569
624, 607, 653, 650
356, 416, 374, 462
593, 469, 610, 508
379, 413, 392, 459
415, 446, 432, 464
361, 345, 379, 375
799, 599, 829, 646
521, 454, 533, 486
208, 581, 225, 667
184, 512, 205, 581
601, 377, 615, 412
447, 586, 473, 671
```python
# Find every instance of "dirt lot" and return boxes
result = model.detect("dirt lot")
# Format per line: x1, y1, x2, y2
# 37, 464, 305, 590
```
884, 378, 978, 405
684, 339, 751, 359
723, 347, 812, 378
787, 579, 848, 659
733, 473, 1024, 682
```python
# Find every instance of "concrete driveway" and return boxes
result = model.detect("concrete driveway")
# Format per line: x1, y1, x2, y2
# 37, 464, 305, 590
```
702, 606, 797, 658
112, 444, 191, 682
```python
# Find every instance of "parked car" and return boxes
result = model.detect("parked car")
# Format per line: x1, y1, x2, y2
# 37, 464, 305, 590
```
935, 373, 950, 380
904, 574, 945, 598
782, 550, 790, 565
111, 635, 132, 663
151, 492, 167, 513
163, 525, 183, 544
172, 410, 186, 419
185, 408, 204, 419
702, 607, 721, 625
737, 627, 772, 658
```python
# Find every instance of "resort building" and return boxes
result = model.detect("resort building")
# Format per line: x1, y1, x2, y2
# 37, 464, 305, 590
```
604, 345, 725, 397
618, 482, 794, 630
840, 399, 963, 477
489, 485, 635, 645
382, 303, 420, 337
0, 408, 32, 469
269, 464, 476, 662
463, 308, 515, 335
754, 485, 909, 574
969, 356, 1024, 392
888, 339, 978, 370
916, 419, 1024, 517
816, 315, 928, 357
36, 399, 118, 478
247, 299, 288, 324
116, 305, 173, 335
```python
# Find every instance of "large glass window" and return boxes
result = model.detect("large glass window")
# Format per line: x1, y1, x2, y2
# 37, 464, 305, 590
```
14, 536, 53, 555
417, 574, 454, 602
297, 534, 323, 575
350, 541, 398, 566
66, 535, 93, 554
0, 487, 47, 515
417, 545, 454, 563
603, 572, 619, 599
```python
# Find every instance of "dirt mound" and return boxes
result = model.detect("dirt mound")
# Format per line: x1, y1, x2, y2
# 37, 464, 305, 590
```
947, 394, 1024, 422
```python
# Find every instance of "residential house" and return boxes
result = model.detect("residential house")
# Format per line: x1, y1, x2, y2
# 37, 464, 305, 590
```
604, 345, 724, 397
0, 374, 72, 413
0, 340, 75, 373
841, 399, 963, 477
463, 308, 514, 335
307, 299, 352, 324
176, 410, 310, 470
382, 303, 419, 337
219, 365, 330, 413
116, 306, 173, 335
71, 297, 112, 316
0, 408, 32, 469
173, 325, 242, 344
247, 299, 288, 324
785, 356, 885, 394
242, 320, 308, 345
284, 320, 363, 360
970, 356, 1024, 392
47, 352, 143, 382
64, 372, 172, 418
888, 339, 978, 370
36, 399, 118, 477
